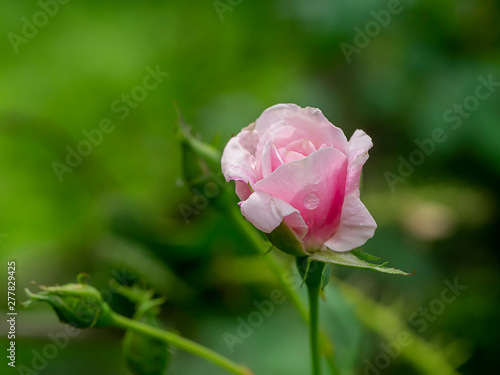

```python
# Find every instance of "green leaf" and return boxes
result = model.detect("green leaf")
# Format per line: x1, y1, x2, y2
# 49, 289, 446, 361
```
296, 256, 311, 286
350, 249, 381, 261
309, 250, 414, 276
321, 264, 331, 290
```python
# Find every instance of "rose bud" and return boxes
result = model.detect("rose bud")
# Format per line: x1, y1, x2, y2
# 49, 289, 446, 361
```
23, 275, 113, 328
222, 103, 376, 256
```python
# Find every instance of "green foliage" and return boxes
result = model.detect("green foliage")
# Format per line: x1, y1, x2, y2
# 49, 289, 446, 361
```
321, 264, 332, 291
311, 249, 413, 276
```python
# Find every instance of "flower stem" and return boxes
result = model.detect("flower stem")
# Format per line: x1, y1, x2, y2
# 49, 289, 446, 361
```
305, 260, 325, 375
228, 204, 338, 374
110, 312, 253, 375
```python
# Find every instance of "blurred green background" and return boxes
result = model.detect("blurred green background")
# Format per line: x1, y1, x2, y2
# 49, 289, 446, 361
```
1, 0, 499, 374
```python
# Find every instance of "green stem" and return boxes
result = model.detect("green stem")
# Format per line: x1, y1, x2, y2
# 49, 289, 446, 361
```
110, 312, 252, 375
304, 260, 325, 375
228, 204, 338, 374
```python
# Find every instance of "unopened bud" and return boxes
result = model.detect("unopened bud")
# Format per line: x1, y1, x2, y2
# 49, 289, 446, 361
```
23, 274, 113, 328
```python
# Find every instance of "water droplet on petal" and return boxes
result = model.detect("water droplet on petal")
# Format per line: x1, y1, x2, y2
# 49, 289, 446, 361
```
304, 193, 320, 210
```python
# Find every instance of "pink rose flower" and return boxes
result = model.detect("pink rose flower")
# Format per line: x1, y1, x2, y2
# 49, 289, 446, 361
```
221, 104, 376, 255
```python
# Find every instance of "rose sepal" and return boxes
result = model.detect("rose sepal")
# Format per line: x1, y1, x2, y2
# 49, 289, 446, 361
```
266, 222, 308, 257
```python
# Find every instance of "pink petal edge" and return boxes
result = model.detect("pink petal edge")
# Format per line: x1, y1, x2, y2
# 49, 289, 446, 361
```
346, 129, 373, 197
239, 190, 308, 237
324, 194, 377, 252
221, 130, 258, 184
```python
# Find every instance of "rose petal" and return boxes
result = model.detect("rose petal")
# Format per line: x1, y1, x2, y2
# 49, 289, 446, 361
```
286, 138, 317, 156
255, 120, 342, 178
255, 104, 302, 134
254, 104, 349, 154
240, 191, 308, 238
256, 124, 299, 178
324, 194, 377, 252
261, 140, 286, 178
281, 150, 306, 164
283, 107, 349, 153
221, 127, 258, 184
271, 144, 284, 172
235, 180, 252, 201
254, 147, 347, 250
346, 129, 373, 197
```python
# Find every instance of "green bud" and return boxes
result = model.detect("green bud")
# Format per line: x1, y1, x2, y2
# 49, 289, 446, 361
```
23, 275, 113, 329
